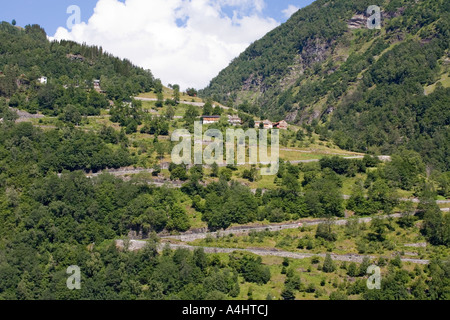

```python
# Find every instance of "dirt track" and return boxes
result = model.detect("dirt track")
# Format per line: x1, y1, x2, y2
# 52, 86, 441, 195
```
116, 213, 431, 265
158, 214, 403, 242
115, 240, 430, 265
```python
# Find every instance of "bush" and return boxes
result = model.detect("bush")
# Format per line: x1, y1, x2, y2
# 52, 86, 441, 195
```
330, 291, 348, 300
347, 262, 359, 277
390, 254, 403, 268
219, 168, 233, 181
281, 285, 296, 300
230, 252, 271, 285
306, 283, 316, 293
311, 256, 320, 264
315, 221, 338, 242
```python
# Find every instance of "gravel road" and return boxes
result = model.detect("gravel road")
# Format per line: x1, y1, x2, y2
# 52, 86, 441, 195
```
115, 240, 430, 265
158, 214, 403, 242
115, 213, 431, 265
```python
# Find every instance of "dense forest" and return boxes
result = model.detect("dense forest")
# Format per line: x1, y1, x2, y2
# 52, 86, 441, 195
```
1, 99, 449, 298
200, 0, 450, 171
0, 22, 156, 115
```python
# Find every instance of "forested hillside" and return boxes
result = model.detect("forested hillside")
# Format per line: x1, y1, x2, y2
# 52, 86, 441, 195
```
0, 22, 156, 115
201, 0, 449, 171
0, 6, 449, 301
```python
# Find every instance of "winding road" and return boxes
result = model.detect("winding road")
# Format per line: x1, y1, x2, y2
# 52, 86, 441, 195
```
116, 213, 430, 265
135, 97, 230, 110
85, 168, 449, 210
116, 240, 429, 265
158, 214, 403, 242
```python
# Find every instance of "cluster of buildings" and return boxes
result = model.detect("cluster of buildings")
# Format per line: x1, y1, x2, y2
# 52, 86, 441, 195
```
32, 76, 290, 132
201, 115, 289, 130
255, 120, 288, 130
37, 77, 103, 92
202, 115, 243, 125
201, 115, 227, 125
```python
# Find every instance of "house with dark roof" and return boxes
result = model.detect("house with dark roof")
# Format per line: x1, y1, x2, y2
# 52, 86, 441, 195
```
273, 120, 288, 130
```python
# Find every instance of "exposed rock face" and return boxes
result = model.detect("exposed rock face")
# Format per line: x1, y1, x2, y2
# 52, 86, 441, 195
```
285, 110, 298, 123
242, 73, 265, 92
300, 38, 332, 68
348, 7, 404, 30
66, 53, 85, 61
281, 38, 332, 91
237, 37, 333, 115
348, 14, 366, 29
292, 108, 322, 125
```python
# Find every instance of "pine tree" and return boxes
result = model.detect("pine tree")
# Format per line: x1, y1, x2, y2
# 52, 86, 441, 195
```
323, 254, 336, 273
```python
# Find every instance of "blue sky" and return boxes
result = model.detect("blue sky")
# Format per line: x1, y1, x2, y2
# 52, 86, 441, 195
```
0, 0, 316, 89
0, 0, 314, 35
0, 0, 96, 35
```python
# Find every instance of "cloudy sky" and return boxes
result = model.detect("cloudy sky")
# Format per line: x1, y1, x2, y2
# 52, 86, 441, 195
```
1, 0, 314, 90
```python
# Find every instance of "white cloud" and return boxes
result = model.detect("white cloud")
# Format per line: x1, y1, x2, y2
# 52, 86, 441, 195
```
282, 4, 299, 19
51, 0, 279, 90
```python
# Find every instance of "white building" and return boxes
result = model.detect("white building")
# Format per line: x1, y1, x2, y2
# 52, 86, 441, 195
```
38, 76, 47, 85
273, 120, 289, 130
202, 116, 221, 124
228, 115, 242, 125
255, 120, 273, 129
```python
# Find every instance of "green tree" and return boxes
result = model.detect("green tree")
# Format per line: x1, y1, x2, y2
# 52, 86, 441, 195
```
210, 163, 219, 177
167, 204, 190, 232
368, 217, 388, 242
384, 149, 425, 191
59, 105, 82, 125
347, 262, 358, 277
422, 206, 449, 247
281, 285, 296, 300
322, 254, 336, 273
184, 105, 199, 126
156, 92, 164, 108
165, 105, 175, 120
219, 168, 233, 181
172, 84, 180, 103
315, 219, 337, 242
203, 100, 213, 116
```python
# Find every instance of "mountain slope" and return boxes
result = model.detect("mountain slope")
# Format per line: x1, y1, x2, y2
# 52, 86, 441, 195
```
201, 0, 449, 170
0, 22, 156, 115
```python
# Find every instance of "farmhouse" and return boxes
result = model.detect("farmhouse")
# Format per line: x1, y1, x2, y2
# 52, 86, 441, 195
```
274, 120, 288, 130
202, 115, 221, 124
93, 79, 100, 86
255, 120, 273, 129
228, 115, 242, 125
